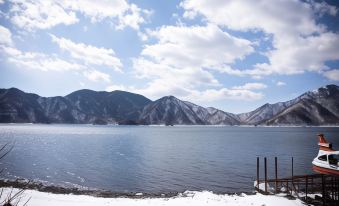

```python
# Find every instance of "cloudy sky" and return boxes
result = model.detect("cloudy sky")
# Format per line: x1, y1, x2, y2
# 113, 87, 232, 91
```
0, 0, 339, 113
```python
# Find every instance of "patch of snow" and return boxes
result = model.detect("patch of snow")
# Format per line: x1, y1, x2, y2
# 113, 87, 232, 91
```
312, 89, 319, 94
0, 187, 306, 206
254, 181, 276, 194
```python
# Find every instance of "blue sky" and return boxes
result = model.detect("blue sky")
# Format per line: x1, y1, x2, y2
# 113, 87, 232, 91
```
0, 0, 339, 113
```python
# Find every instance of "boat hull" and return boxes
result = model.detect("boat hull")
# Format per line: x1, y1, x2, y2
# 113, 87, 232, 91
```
313, 165, 339, 176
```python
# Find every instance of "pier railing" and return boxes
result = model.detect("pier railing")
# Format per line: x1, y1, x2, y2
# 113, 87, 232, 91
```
255, 157, 339, 205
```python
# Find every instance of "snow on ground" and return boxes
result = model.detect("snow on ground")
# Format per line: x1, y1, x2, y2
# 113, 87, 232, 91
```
0, 187, 306, 206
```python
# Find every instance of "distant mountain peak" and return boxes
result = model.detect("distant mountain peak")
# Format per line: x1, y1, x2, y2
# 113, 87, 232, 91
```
0, 88, 151, 124
138, 95, 240, 125
161, 95, 178, 100
66, 89, 99, 97
0, 84, 338, 125
5, 87, 25, 95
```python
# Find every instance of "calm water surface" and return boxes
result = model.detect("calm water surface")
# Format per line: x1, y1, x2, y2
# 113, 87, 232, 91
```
0, 124, 338, 193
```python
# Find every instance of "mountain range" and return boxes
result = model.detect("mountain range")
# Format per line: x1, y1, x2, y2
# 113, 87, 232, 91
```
0, 84, 338, 125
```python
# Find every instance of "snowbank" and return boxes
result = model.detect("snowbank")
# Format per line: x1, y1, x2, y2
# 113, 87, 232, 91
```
0, 187, 306, 206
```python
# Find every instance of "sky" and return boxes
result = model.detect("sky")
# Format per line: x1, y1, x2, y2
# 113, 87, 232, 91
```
0, 0, 339, 113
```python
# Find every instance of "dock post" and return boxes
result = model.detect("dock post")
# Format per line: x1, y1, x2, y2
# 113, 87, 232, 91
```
264, 157, 267, 193
275, 157, 278, 193
336, 178, 337, 201
322, 175, 326, 205
336, 177, 338, 201
331, 177, 334, 202
335, 178, 339, 200
291, 157, 294, 187
336, 177, 338, 202
256, 157, 259, 189
305, 176, 308, 203
291, 157, 294, 178
311, 176, 314, 194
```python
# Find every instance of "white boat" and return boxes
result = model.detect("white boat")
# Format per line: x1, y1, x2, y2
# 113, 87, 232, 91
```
312, 134, 339, 176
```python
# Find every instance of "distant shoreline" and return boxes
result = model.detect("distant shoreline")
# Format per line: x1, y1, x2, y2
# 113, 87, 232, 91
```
0, 123, 339, 127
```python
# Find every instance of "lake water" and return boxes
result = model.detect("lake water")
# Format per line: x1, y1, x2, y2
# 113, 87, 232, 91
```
0, 124, 338, 194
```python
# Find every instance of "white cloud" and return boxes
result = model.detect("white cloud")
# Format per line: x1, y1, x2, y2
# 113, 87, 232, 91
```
9, 0, 79, 31
62, 0, 152, 30
181, 0, 339, 77
182, 10, 197, 19
0, 46, 84, 71
0, 25, 13, 46
1, 45, 113, 83
184, 82, 267, 102
133, 57, 220, 88
116, 3, 152, 30
7, 0, 150, 31
232, 83, 267, 90
276, 81, 286, 86
181, 0, 330, 34
50, 35, 123, 72
323, 69, 339, 81
137, 31, 148, 41
188, 88, 264, 102
106, 84, 127, 92
255, 32, 339, 75
132, 24, 255, 100
131, 78, 195, 100
62, 0, 129, 22
83, 70, 111, 82
142, 24, 253, 69
310, 0, 338, 16
130, 80, 264, 102
132, 57, 220, 100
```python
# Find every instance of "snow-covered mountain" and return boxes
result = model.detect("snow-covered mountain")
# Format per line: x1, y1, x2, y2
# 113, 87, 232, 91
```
265, 98, 339, 125
262, 85, 339, 125
138, 96, 240, 125
238, 84, 339, 125
237, 101, 299, 125
0, 85, 338, 125
138, 96, 205, 125
205, 107, 241, 125
138, 84, 339, 125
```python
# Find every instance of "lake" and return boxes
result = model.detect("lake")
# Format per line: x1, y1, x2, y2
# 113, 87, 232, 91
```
0, 124, 338, 194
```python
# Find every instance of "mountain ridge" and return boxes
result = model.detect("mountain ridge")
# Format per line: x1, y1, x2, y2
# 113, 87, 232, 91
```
0, 85, 338, 125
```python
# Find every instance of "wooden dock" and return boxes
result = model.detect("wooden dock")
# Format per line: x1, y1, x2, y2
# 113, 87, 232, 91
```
255, 157, 339, 205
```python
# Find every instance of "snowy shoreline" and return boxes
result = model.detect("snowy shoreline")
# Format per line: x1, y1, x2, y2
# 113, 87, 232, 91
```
0, 178, 257, 198
0, 187, 307, 206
